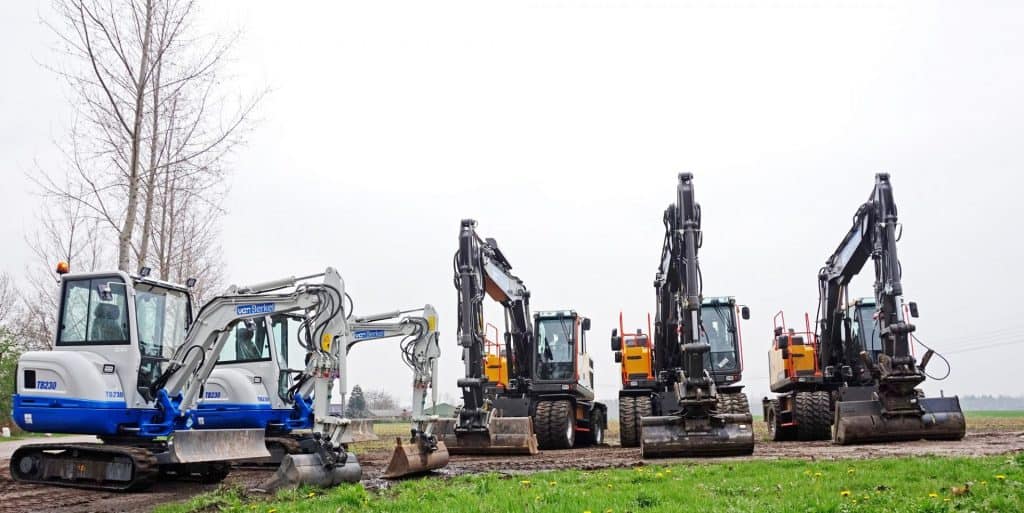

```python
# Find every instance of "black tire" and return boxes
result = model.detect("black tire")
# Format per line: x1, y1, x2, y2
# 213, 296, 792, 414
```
766, 399, 795, 441
578, 409, 606, 446
619, 396, 639, 447
717, 392, 750, 415
794, 391, 832, 441
536, 400, 575, 449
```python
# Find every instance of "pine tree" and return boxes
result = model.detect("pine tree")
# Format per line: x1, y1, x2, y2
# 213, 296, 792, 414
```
345, 384, 368, 418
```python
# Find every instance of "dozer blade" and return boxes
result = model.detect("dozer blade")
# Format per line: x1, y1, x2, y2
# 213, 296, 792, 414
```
339, 419, 379, 444
834, 396, 966, 445
640, 413, 754, 458
171, 428, 271, 463
434, 417, 539, 455
382, 437, 450, 479
256, 451, 361, 492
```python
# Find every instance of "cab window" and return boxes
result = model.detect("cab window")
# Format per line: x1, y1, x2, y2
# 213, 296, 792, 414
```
217, 317, 272, 363
58, 277, 130, 345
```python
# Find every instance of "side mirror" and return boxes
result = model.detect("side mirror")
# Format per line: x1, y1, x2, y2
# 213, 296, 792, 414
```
740, 306, 750, 320
908, 302, 919, 318
97, 283, 113, 302
582, 318, 591, 331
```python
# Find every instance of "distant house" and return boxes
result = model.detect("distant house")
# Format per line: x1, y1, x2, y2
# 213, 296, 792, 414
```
424, 403, 457, 417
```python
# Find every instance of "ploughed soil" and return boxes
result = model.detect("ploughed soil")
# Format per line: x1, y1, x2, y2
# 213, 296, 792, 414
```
2, 425, 1021, 513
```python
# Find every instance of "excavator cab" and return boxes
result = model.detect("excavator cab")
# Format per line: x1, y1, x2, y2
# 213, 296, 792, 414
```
611, 312, 654, 388
701, 297, 749, 387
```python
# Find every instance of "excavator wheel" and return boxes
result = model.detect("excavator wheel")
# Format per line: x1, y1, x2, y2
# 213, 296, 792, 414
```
536, 400, 575, 449
717, 392, 750, 415
619, 397, 639, 447
795, 391, 832, 441
766, 399, 795, 441
577, 408, 605, 446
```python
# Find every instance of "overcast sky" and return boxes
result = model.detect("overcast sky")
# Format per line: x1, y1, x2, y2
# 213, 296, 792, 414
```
2, 1, 1023, 407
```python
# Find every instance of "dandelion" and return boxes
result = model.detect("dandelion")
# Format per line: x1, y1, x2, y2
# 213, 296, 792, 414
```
549, 481, 557, 486
852, 499, 858, 505
814, 472, 823, 478
268, 509, 278, 513
847, 468, 856, 474
607, 484, 613, 489
944, 498, 952, 502
584, 510, 592, 513
605, 510, 613, 513
928, 492, 938, 498
995, 475, 1007, 480
521, 480, 532, 486
840, 490, 851, 497
665, 469, 672, 474
656, 473, 664, 478
981, 481, 989, 485
307, 492, 316, 498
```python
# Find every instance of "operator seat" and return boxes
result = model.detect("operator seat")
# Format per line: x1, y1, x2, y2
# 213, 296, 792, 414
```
91, 303, 126, 342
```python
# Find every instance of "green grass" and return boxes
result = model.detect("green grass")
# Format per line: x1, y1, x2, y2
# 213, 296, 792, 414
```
965, 410, 1024, 418
156, 454, 1024, 513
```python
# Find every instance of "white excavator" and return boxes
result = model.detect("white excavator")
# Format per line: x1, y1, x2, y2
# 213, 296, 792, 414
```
200, 303, 450, 481
10, 265, 447, 490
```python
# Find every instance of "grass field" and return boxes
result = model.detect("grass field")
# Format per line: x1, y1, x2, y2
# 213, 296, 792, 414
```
157, 453, 1024, 513
153, 411, 1024, 513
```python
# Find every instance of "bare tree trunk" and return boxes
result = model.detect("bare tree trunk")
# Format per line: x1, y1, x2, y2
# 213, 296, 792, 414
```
117, 0, 155, 272
139, 51, 162, 268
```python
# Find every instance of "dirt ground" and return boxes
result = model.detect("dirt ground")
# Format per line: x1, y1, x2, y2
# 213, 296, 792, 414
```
2, 425, 1021, 513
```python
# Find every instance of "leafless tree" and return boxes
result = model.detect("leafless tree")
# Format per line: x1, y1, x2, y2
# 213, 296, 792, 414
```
36, 0, 260, 282
364, 389, 400, 411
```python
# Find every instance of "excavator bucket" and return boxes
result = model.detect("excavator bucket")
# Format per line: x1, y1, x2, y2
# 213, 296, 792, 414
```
382, 437, 450, 479
434, 416, 539, 455
339, 419, 378, 444
834, 395, 966, 445
641, 413, 754, 458
256, 451, 361, 492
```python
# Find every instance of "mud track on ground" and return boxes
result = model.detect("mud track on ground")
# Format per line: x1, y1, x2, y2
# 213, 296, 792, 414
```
2, 430, 1021, 513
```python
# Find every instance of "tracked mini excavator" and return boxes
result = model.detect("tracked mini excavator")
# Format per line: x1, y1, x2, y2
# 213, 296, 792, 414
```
199, 305, 448, 480
436, 219, 607, 453
628, 173, 755, 458
763, 173, 966, 444
10, 266, 444, 490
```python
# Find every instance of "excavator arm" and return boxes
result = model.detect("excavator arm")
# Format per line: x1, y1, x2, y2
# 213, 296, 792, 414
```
642, 173, 754, 458
437, 219, 539, 455
820, 173, 965, 444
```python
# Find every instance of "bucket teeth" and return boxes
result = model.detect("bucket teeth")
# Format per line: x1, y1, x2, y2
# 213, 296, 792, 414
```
834, 396, 966, 445
382, 437, 450, 479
